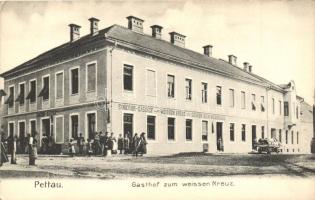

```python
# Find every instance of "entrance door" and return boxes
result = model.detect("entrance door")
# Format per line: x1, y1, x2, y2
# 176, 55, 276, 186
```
8, 122, 14, 137
30, 120, 36, 137
123, 113, 133, 137
42, 119, 51, 137
252, 125, 256, 150
87, 113, 96, 140
216, 122, 223, 151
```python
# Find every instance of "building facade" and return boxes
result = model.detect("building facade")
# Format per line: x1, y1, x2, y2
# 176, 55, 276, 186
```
0, 16, 313, 154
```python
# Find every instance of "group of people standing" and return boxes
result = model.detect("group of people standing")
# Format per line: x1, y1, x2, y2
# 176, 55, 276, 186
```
68, 131, 148, 157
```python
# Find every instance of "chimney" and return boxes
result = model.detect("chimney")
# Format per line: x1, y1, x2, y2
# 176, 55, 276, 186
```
243, 62, 249, 71
89, 17, 100, 35
248, 65, 253, 73
150, 25, 163, 39
228, 55, 237, 65
169, 32, 186, 48
203, 45, 213, 57
69, 24, 81, 42
127, 16, 144, 34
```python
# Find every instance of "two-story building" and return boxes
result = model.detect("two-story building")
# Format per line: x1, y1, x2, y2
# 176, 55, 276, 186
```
0, 16, 312, 154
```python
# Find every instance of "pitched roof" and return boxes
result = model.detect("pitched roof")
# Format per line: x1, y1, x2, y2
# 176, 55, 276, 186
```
0, 24, 284, 90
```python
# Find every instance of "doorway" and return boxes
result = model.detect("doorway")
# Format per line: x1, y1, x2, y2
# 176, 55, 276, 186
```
252, 125, 257, 150
42, 118, 51, 137
123, 113, 133, 137
216, 122, 223, 151
87, 113, 96, 140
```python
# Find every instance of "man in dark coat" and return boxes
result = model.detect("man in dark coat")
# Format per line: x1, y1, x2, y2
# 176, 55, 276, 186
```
117, 134, 124, 154
77, 133, 85, 155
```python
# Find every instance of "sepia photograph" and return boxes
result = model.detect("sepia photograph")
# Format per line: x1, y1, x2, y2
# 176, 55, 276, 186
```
0, 0, 314, 199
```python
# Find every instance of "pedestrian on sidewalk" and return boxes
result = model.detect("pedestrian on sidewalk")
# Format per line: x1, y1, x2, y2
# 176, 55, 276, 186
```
123, 134, 130, 154
68, 138, 76, 157
77, 133, 85, 155
28, 134, 36, 165
117, 134, 124, 154
87, 138, 93, 157
0, 127, 9, 167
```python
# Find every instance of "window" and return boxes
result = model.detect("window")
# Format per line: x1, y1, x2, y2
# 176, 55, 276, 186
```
29, 120, 36, 137
202, 121, 208, 141
123, 113, 133, 138
284, 101, 289, 116
167, 75, 175, 98
8, 122, 14, 137
296, 132, 299, 144
56, 72, 64, 99
146, 70, 156, 96
279, 130, 282, 143
87, 113, 96, 139
291, 131, 294, 144
26, 80, 36, 103
279, 101, 282, 115
167, 117, 175, 140
18, 121, 25, 138
70, 68, 79, 94
261, 126, 265, 139
271, 128, 276, 139
5, 86, 14, 108
272, 98, 275, 114
230, 123, 235, 141
201, 82, 207, 103
17, 83, 25, 106
147, 116, 156, 140
38, 76, 49, 101
185, 119, 192, 141
296, 106, 299, 119
241, 91, 246, 109
216, 86, 222, 105
241, 124, 246, 141
185, 79, 192, 100
261, 96, 265, 112
70, 115, 79, 139
55, 116, 64, 143
229, 89, 234, 107
285, 130, 288, 144
87, 63, 96, 92
251, 94, 256, 110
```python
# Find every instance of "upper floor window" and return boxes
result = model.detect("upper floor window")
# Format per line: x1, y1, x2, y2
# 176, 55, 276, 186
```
201, 82, 207, 103
55, 72, 64, 99
216, 86, 222, 105
5, 86, 14, 108
284, 101, 289, 116
70, 68, 79, 95
272, 98, 275, 114
229, 89, 234, 107
17, 83, 25, 106
26, 80, 36, 103
39, 76, 49, 101
167, 75, 175, 98
251, 94, 256, 111
241, 91, 246, 109
185, 79, 192, 100
146, 69, 156, 97
87, 63, 96, 92
261, 96, 265, 112
279, 100, 282, 115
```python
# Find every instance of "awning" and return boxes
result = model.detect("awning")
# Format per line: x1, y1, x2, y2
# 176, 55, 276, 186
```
38, 85, 48, 98
0, 89, 6, 98
26, 88, 35, 100
15, 93, 24, 103
4, 93, 13, 105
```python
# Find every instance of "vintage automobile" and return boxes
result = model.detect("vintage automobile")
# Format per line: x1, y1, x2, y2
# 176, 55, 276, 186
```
256, 138, 282, 154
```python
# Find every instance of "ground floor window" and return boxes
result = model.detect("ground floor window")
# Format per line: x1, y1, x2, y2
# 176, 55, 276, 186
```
261, 126, 265, 139
18, 121, 25, 138
296, 132, 299, 144
168, 117, 175, 140
147, 115, 156, 140
202, 121, 208, 141
285, 130, 288, 144
41, 118, 51, 137
291, 131, 294, 144
271, 128, 276, 139
229, 123, 235, 141
71, 115, 79, 139
8, 122, 14, 137
241, 124, 246, 141
279, 130, 282, 142
185, 119, 192, 141
123, 113, 133, 137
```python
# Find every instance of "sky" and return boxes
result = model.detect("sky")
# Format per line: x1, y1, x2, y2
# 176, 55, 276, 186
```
0, 0, 314, 103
